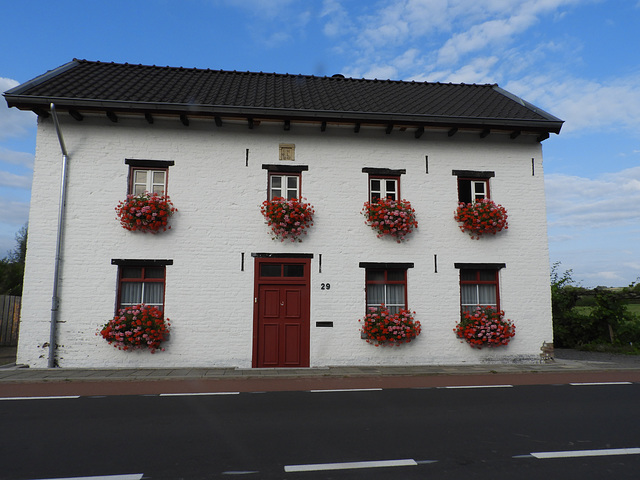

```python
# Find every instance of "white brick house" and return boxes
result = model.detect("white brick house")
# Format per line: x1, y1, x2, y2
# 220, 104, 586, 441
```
4, 59, 563, 368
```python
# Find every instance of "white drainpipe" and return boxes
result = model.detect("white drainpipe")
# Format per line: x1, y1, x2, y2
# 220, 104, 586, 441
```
48, 103, 69, 368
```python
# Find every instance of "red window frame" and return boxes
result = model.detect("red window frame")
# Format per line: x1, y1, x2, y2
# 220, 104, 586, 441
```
368, 175, 400, 202
459, 268, 500, 313
117, 265, 166, 312
129, 167, 169, 195
365, 267, 408, 313
457, 177, 490, 204
268, 171, 301, 200
125, 159, 174, 196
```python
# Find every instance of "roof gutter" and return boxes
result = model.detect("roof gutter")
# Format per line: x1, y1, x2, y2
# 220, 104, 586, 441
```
48, 103, 69, 368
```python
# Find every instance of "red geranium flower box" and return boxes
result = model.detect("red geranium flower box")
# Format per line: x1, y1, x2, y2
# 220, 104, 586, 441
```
454, 199, 508, 239
360, 305, 421, 346
362, 197, 418, 242
98, 304, 170, 353
115, 192, 177, 233
454, 307, 515, 349
260, 197, 315, 242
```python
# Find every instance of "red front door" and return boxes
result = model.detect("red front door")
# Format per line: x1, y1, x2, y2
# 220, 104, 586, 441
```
253, 258, 310, 368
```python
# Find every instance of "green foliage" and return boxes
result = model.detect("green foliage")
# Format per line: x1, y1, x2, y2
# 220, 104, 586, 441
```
551, 262, 640, 349
551, 263, 592, 348
0, 224, 27, 296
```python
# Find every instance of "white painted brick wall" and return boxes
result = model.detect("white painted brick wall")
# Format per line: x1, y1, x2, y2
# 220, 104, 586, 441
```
18, 114, 553, 368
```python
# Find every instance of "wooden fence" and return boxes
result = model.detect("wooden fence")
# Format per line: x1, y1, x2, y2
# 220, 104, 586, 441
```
0, 295, 21, 346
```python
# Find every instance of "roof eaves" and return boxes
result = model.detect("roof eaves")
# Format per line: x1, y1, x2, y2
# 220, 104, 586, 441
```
4, 94, 563, 133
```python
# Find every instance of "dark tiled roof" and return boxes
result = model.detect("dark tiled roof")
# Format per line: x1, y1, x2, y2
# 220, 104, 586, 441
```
4, 59, 562, 133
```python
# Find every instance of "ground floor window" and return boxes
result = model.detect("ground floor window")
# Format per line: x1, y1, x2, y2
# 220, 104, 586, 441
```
361, 264, 411, 314
112, 259, 172, 312
456, 264, 504, 313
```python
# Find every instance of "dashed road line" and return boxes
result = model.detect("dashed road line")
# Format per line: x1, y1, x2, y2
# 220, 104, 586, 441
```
309, 388, 383, 393
159, 391, 240, 396
30, 474, 144, 480
0, 395, 80, 401
284, 458, 418, 472
439, 384, 513, 389
569, 382, 633, 386
529, 447, 640, 459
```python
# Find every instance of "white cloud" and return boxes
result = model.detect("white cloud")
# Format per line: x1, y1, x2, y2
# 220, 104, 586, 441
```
0, 77, 37, 140
507, 74, 640, 135
0, 170, 32, 189
545, 166, 640, 229
0, 147, 34, 169
0, 198, 29, 226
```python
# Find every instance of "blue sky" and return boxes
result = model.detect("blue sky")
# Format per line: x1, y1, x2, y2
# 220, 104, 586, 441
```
1, 0, 639, 287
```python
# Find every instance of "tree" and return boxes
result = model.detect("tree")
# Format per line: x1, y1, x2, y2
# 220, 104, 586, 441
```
0, 224, 27, 296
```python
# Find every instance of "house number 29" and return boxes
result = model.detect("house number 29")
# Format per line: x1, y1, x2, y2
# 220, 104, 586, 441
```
321, 283, 331, 290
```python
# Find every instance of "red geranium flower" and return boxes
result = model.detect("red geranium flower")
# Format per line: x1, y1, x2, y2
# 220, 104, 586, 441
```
115, 192, 177, 233
454, 199, 508, 239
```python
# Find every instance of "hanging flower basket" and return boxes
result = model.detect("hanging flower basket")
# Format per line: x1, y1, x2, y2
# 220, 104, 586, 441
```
260, 197, 315, 242
360, 305, 421, 346
454, 307, 515, 349
98, 304, 170, 353
362, 198, 418, 242
115, 192, 177, 233
454, 199, 508, 239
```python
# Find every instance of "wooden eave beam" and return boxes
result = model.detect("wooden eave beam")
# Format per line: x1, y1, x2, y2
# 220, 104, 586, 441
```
354, 123, 360, 133
247, 117, 254, 129
448, 127, 458, 137
145, 113, 154, 124
480, 128, 490, 138
106, 111, 118, 123
69, 109, 83, 121
180, 114, 189, 126
284, 119, 291, 131
414, 126, 424, 139
510, 130, 521, 139
385, 123, 393, 134
214, 116, 222, 127
321, 121, 327, 132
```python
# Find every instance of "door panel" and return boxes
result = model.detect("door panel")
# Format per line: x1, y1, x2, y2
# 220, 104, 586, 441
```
285, 288, 301, 318
283, 323, 301, 365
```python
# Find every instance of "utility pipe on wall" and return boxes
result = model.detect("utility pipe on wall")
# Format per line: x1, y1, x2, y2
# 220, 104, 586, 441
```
48, 103, 69, 368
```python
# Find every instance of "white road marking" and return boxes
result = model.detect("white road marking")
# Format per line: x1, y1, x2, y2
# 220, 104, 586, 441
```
0, 396, 80, 400
569, 382, 632, 386
439, 385, 513, 389
530, 447, 640, 459
31, 474, 144, 480
309, 388, 383, 393
285, 458, 417, 472
159, 392, 240, 396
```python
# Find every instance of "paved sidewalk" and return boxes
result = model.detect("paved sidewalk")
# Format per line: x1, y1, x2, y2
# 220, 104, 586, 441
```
1, 354, 639, 383
1, 347, 639, 397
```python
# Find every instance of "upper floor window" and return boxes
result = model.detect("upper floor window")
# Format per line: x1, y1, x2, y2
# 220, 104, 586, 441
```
455, 263, 505, 313
263, 164, 308, 200
363, 168, 405, 202
112, 259, 173, 313
270, 173, 300, 200
125, 159, 174, 195
370, 176, 399, 201
132, 169, 166, 195
453, 170, 495, 204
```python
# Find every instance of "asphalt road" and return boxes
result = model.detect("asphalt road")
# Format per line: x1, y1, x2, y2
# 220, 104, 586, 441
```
1, 382, 639, 479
